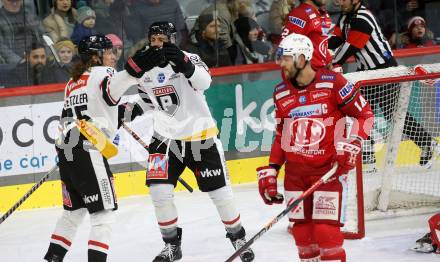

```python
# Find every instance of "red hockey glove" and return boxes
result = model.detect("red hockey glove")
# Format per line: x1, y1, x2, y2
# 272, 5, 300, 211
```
257, 166, 284, 205
335, 139, 362, 175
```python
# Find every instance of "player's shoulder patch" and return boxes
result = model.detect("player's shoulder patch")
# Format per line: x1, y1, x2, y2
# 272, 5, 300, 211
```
288, 16, 306, 28
185, 51, 209, 72
338, 82, 355, 100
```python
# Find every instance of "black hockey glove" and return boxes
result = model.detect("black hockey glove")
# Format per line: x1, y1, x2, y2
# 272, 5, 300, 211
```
162, 42, 195, 78
125, 46, 165, 78
117, 102, 144, 128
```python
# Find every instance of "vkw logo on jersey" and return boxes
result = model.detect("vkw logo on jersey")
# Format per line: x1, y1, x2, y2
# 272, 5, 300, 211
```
339, 83, 354, 99
83, 194, 99, 204
153, 85, 180, 116
288, 16, 305, 28
157, 72, 166, 83
288, 104, 322, 119
148, 153, 168, 179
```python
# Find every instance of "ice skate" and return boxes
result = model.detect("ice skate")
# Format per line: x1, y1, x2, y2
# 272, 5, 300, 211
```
153, 228, 182, 262
411, 232, 437, 253
226, 227, 255, 262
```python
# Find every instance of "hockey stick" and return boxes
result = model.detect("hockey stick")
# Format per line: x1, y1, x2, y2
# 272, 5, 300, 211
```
224, 163, 339, 262
0, 165, 59, 225
42, 35, 62, 66
121, 122, 194, 193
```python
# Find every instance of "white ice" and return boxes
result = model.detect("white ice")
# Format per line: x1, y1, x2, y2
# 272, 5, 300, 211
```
0, 183, 438, 262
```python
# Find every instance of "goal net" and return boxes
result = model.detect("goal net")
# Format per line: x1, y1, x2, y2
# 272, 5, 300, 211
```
341, 64, 440, 239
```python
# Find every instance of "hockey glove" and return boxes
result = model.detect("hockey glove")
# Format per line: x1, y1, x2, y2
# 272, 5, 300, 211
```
162, 42, 195, 78
125, 46, 165, 78
335, 138, 362, 175
257, 166, 284, 205
117, 102, 144, 128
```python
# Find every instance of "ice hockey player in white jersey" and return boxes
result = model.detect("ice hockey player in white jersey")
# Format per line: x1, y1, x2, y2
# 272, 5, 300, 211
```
123, 21, 255, 262
43, 35, 148, 262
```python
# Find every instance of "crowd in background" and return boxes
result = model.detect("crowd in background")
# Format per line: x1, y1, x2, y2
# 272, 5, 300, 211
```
0, 0, 439, 88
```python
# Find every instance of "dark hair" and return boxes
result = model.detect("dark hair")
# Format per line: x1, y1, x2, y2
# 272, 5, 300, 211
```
30, 41, 46, 51
53, 0, 75, 24
70, 58, 98, 81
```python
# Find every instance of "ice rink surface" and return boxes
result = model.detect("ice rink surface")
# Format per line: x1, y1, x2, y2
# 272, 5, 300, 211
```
0, 183, 438, 262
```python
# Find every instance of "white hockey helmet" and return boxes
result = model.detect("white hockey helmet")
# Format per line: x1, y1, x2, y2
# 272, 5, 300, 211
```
276, 33, 313, 62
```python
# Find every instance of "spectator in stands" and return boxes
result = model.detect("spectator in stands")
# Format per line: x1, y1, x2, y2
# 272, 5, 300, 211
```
195, 0, 256, 62
233, 16, 272, 64
400, 16, 436, 48
183, 13, 233, 68
5, 41, 49, 87
0, 0, 45, 64
126, 0, 188, 47
43, 0, 77, 43
71, 5, 96, 44
269, 0, 296, 43
90, 0, 129, 36
105, 33, 124, 70
42, 38, 76, 83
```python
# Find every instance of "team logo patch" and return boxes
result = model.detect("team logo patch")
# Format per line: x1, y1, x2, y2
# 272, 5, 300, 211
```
311, 90, 331, 101
62, 182, 72, 208
320, 74, 336, 81
339, 83, 354, 99
288, 104, 322, 118
148, 153, 168, 179
157, 72, 166, 83
299, 95, 307, 104
305, 7, 313, 13
288, 16, 306, 28
153, 85, 180, 116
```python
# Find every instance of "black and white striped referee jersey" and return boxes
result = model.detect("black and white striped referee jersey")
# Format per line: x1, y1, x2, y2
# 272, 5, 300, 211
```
328, 5, 398, 71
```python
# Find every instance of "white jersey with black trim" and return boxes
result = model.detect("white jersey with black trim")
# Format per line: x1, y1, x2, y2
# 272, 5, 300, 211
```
61, 66, 136, 140
137, 51, 217, 141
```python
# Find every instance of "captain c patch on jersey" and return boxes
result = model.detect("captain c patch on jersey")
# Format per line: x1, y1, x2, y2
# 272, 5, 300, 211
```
153, 85, 180, 116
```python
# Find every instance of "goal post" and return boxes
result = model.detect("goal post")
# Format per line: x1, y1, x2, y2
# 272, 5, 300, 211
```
340, 64, 440, 239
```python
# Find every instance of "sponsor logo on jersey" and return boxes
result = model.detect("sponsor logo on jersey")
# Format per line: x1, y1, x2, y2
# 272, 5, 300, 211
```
280, 97, 295, 108
339, 83, 354, 99
299, 95, 307, 104
305, 7, 313, 13
288, 16, 306, 28
275, 83, 287, 92
320, 74, 336, 81
288, 104, 322, 118
275, 90, 290, 100
148, 153, 168, 179
153, 85, 180, 116
197, 168, 222, 178
309, 13, 317, 19
311, 90, 330, 101
83, 194, 99, 204
315, 82, 333, 89
157, 72, 166, 83
66, 75, 89, 97
143, 76, 153, 83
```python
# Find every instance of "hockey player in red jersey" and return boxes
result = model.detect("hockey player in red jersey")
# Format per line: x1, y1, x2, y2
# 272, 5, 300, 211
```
412, 213, 440, 253
257, 34, 374, 262
280, 0, 332, 69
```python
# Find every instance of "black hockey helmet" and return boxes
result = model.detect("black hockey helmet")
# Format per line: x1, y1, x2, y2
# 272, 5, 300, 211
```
147, 21, 177, 43
78, 34, 113, 62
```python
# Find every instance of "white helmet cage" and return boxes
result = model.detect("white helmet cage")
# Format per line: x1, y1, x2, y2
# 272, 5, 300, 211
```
276, 33, 314, 63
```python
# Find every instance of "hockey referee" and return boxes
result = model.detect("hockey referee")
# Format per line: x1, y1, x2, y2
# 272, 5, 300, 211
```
328, 0, 437, 169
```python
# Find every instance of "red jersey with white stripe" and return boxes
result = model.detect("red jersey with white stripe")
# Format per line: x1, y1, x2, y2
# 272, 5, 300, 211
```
280, 3, 333, 69
269, 69, 374, 176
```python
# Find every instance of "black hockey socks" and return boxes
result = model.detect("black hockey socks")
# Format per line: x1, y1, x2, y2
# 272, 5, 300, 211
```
44, 242, 68, 262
